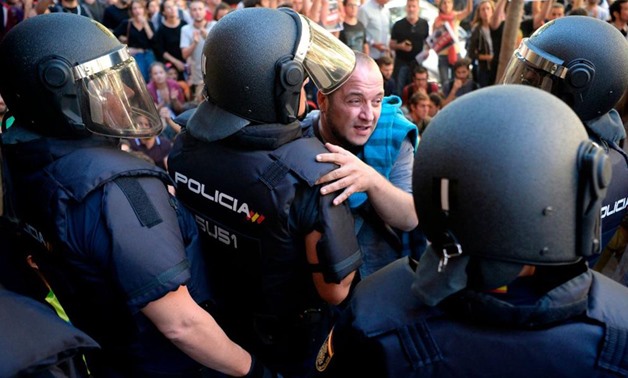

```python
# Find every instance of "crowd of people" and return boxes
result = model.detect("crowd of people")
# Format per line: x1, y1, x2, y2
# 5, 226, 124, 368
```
0, 0, 628, 377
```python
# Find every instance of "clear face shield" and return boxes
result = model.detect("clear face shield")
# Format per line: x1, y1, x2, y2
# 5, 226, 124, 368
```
502, 39, 568, 94
294, 14, 356, 95
73, 46, 162, 138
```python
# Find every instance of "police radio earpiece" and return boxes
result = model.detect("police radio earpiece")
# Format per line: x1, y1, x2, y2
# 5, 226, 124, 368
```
577, 140, 611, 257
275, 55, 305, 124
38, 55, 86, 134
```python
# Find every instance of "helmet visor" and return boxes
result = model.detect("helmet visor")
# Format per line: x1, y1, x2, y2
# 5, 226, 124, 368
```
74, 47, 162, 138
296, 15, 355, 95
502, 39, 568, 94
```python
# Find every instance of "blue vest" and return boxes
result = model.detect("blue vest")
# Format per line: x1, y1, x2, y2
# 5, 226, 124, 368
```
2, 136, 212, 376
0, 288, 99, 377
323, 258, 628, 377
168, 129, 361, 377
600, 144, 628, 249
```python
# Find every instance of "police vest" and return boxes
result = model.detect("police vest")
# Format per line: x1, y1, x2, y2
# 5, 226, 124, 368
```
329, 258, 628, 377
1, 139, 190, 373
4, 141, 172, 255
168, 130, 360, 375
0, 288, 99, 377
600, 144, 628, 249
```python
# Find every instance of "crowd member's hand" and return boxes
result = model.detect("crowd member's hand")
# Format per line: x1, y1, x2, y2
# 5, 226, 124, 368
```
170, 89, 181, 102
315, 143, 378, 206
137, 15, 147, 27
158, 106, 170, 120
452, 78, 463, 92
401, 40, 412, 52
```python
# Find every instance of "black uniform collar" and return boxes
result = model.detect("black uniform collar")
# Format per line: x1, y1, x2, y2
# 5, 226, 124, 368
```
223, 121, 303, 150
1, 125, 119, 172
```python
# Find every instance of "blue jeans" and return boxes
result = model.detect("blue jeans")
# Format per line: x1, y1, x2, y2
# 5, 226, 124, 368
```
132, 49, 156, 83
395, 63, 412, 98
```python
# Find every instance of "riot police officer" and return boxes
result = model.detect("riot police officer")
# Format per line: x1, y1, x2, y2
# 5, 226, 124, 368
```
316, 85, 628, 377
167, 8, 362, 378
502, 16, 628, 254
0, 13, 262, 376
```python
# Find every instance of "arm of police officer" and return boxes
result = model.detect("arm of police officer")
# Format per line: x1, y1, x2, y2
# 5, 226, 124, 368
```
142, 286, 253, 376
315, 142, 418, 232
102, 177, 269, 377
305, 231, 356, 305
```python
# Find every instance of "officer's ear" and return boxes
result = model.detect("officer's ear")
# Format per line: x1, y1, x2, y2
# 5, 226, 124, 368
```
317, 91, 328, 114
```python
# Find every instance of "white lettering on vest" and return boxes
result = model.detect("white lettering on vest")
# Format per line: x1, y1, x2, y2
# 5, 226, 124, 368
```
601, 196, 628, 219
174, 171, 254, 219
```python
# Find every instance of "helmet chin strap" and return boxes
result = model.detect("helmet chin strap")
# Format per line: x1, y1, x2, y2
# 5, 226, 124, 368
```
577, 140, 611, 258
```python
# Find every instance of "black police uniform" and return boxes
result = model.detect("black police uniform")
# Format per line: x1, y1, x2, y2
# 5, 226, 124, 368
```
1, 130, 215, 376
168, 122, 362, 377
318, 256, 628, 377
0, 287, 100, 377
586, 113, 628, 250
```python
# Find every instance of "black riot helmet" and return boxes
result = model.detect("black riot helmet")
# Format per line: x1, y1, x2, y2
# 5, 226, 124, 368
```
0, 13, 161, 138
502, 16, 628, 122
187, 7, 355, 141
411, 85, 612, 306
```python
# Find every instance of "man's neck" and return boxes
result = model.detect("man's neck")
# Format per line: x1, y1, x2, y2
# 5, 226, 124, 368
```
406, 15, 419, 24
316, 118, 339, 146
612, 18, 627, 31
194, 19, 206, 28
62, 0, 79, 8
344, 15, 358, 25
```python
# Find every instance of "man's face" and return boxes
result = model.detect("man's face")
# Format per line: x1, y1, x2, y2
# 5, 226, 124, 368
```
375, 0, 389, 6
379, 63, 393, 80
454, 65, 469, 80
345, 0, 360, 16
413, 72, 429, 89
616, 2, 628, 22
410, 99, 430, 121
292, 0, 303, 11
318, 59, 384, 148
427, 99, 439, 117
406, 0, 419, 19
548, 6, 564, 19
189, 1, 207, 21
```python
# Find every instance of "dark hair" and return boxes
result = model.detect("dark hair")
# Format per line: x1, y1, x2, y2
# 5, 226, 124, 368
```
409, 91, 430, 107
453, 57, 471, 71
375, 55, 394, 67
214, 2, 231, 20
610, 0, 628, 21
567, 7, 587, 16
429, 92, 444, 107
243, 0, 261, 7
413, 65, 428, 76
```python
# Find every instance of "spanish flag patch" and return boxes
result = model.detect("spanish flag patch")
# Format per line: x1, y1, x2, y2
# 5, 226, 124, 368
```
315, 328, 335, 372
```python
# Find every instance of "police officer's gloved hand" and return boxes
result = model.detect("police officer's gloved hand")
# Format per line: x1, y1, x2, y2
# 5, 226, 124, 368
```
243, 354, 277, 378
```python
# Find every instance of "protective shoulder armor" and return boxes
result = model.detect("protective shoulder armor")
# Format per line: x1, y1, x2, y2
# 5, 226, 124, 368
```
269, 137, 335, 186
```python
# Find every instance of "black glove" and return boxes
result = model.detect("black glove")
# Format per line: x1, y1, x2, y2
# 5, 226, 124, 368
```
243, 354, 276, 378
